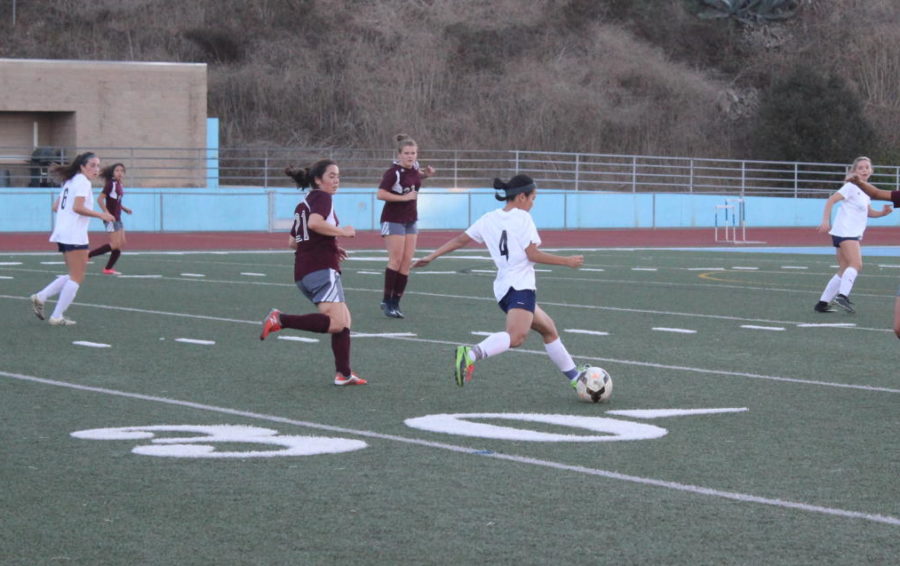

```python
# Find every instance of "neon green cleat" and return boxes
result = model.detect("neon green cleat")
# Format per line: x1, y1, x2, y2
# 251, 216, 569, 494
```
453, 345, 475, 387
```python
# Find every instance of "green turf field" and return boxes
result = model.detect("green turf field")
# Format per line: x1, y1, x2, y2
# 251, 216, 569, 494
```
1, 246, 898, 565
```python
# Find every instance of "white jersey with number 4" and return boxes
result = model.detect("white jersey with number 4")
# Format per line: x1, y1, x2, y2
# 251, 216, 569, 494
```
49, 173, 94, 246
465, 208, 542, 301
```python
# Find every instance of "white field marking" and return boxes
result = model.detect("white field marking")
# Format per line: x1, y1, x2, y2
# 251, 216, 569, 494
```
652, 327, 697, 334
180, 273, 206, 278
740, 325, 785, 332
535, 269, 552, 272
175, 338, 216, 345
412, 271, 458, 275
118, 274, 163, 279
344, 256, 391, 261
580, 268, 605, 272
0, 261, 22, 265
73, 341, 111, 348
276, 336, 319, 343
607, 408, 748, 419
40, 261, 65, 265
471, 269, 495, 273
780, 266, 808, 270
686, 267, 724, 271
564, 329, 610, 336
877, 264, 900, 269
2, 369, 898, 527
357, 271, 382, 275
731, 266, 758, 270
351, 332, 417, 338
796, 323, 857, 328
0, 276, 13, 280
240, 272, 266, 277
631, 267, 658, 271
471, 331, 493, 336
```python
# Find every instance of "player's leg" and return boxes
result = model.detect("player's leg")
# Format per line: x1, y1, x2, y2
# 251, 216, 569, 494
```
531, 305, 581, 384
50, 248, 88, 323
391, 231, 417, 317
382, 229, 405, 317
835, 240, 862, 312
319, 301, 365, 385
104, 227, 124, 273
893, 287, 900, 339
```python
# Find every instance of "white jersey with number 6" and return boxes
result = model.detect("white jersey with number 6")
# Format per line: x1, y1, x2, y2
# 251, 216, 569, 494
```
49, 173, 94, 246
465, 208, 542, 301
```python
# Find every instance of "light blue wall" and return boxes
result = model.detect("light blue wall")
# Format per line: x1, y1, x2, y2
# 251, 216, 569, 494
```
2, 187, 898, 233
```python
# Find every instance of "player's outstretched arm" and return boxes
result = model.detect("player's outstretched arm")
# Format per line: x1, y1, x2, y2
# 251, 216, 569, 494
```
413, 232, 473, 268
525, 244, 583, 269
847, 175, 894, 201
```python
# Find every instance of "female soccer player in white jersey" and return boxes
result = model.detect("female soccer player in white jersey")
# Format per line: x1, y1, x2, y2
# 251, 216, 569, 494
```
30, 152, 114, 325
413, 174, 585, 387
814, 156, 892, 314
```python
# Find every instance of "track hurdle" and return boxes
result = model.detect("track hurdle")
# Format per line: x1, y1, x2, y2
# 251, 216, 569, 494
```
714, 197, 746, 243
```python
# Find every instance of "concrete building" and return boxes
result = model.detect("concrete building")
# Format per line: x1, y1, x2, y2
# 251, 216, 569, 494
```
0, 58, 207, 187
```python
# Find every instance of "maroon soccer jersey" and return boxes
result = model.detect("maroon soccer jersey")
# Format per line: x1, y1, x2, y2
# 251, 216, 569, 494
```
291, 190, 341, 281
891, 190, 900, 207
379, 162, 425, 224
102, 179, 125, 221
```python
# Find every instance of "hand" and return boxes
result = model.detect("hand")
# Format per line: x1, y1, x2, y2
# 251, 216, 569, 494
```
338, 247, 349, 262
845, 174, 860, 185
412, 257, 431, 268
124, 207, 133, 215
342, 225, 356, 238
405, 191, 418, 201
817, 222, 830, 233
568, 255, 584, 269
423, 165, 436, 178
882, 204, 893, 215
100, 212, 114, 222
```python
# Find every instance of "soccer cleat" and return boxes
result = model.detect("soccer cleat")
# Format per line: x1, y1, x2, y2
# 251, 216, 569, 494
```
390, 306, 405, 319
30, 294, 45, 320
453, 345, 475, 387
102, 268, 121, 275
333, 372, 368, 386
48, 316, 76, 326
259, 308, 282, 340
833, 294, 855, 313
813, 301, 835, 313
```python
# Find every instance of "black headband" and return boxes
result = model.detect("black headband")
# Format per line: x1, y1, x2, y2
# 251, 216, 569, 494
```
501, 182, 536, 196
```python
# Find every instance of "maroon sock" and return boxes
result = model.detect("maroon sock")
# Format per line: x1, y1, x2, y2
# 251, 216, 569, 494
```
106, 250, 121, 269
279, 313, 330, 333
383, 268, 398, 303
393, 272, 409, 302
89, 244, 111, 258
331, 328, 352, 376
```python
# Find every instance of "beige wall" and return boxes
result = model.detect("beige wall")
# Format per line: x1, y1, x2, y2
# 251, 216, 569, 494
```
0, 59, 207, 187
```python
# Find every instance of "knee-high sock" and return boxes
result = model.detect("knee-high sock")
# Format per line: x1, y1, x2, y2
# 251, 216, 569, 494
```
331, 328, 352, 376
393, 272, 409, 302
839, 267, 858, 296
819, 274, 842, 302
472, 331, 511, 361
544, 338, 579, 380
279, 313, 330, 333
36, 275, 69, 302
383, 268, 399, 303
51, 279, 79, 319
89, 244, 111, 258
106, 249, 121, 269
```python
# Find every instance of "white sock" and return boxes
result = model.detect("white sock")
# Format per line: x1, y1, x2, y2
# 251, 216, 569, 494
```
51, 279, 79, 319
819, 275, 841, 302
473, 331, 511, 361
838, 267, 858, 297
544, 338, 578, 379
37, 275, 69, 302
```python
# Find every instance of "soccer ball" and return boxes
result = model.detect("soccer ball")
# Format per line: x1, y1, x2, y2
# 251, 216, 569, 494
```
575, 366, 613, 403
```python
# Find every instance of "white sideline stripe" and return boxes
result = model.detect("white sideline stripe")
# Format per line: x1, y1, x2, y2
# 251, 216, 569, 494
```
580, 268, 605, 272
351, 332, 417, 338
686, 267, 724, 271
118, 274, 163, 279
632, 267, 658, 271
276, 336, 319, 343
413, 271, 458, 275
740, 325, 785, 331
731, 266, 758, 270
1, 370, 897, 527
2, 294, 897, 393
471, 269, 495, 273
0, 261, 22, 265
0, 276, 13, 279
175, 338, 215, 345
73, 341, 111, 348
653, 327, 697, 334
877, 264, 900, 268
240, 272, 266, 277
357, 271, 381, 275
781, 266, 808, 270
565, 329, 610, 336
40, 261, 65, 265
180, 273, 206, 278
796, 323, 857, 328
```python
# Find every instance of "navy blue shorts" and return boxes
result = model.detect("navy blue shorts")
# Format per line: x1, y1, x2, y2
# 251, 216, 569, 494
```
57, 243, 89, 252
832, 235, 860, 248
498, 287, 536, 313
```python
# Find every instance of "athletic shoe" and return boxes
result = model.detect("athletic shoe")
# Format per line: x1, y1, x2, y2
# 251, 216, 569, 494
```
390, 305, 405, 319
334, 372, 368, 386
572, 364, 590, 389
453, 345, 475, 387
48, 316, 76, 326
834, 294, 855, 313
102, 268, 121, 275
813, 301, 835, 313
259, 308, 282, 340
30, 294, 45, 320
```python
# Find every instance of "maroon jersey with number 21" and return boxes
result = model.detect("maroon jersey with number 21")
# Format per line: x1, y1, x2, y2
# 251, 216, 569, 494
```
291, 190, 341, 281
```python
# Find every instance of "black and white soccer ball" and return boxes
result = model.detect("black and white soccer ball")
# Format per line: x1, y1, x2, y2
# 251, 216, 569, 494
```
575, 366, 613, 403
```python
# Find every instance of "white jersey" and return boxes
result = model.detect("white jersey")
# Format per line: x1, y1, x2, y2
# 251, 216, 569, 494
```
49, 173, 94, 245
829, 182, 871, 238
465, 207, 542, 302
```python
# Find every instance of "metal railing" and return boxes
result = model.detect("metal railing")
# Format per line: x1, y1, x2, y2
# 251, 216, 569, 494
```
2, 145, 898, 196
